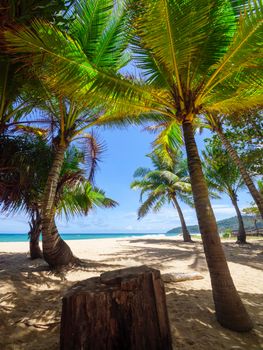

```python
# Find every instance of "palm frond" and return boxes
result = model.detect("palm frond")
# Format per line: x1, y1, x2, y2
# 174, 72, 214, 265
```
205, 70, 263, 113
133, 167, 151, 178
152, 195, 167, 213
5, 16, 169, 114
153, 121, 183, 152
57, 181, 118, 220
199, 0, 263, 104
70, 0, 114, 60
137, 191, 162, 219
82, 131, 106, 183
176, 192, 194, 208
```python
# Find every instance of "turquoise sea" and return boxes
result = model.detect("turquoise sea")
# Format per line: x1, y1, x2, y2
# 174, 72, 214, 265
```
0, 232, 179, 242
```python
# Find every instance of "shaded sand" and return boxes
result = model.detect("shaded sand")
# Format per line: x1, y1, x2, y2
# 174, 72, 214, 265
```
0, 237, 263, 349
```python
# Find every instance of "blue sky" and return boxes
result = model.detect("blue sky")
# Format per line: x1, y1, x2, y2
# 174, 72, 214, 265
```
0, 126, 253, 234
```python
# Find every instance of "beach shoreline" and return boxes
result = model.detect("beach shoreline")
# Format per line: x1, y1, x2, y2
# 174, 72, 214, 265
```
0, 237, 263, 349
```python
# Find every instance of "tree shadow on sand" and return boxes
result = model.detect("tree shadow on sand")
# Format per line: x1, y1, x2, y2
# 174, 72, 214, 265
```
165, 286, 263, 350
223, 242, 263, 272
0, 240, 262, 350
126, 238, 263, 272
100, 241, 207, 272
0, 252, 122, 350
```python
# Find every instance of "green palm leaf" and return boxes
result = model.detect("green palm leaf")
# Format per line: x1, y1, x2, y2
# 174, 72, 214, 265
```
199, 0, 263, 105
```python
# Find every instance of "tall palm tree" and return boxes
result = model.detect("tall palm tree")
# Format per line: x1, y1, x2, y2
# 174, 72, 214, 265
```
131, 148, 193, 242
5, 0, 130, 267
6, 0, 262, 331
203, 138, 247, 244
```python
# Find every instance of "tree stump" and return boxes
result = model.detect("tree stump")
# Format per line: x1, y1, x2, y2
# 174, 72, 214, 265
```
60, 265, 172, 350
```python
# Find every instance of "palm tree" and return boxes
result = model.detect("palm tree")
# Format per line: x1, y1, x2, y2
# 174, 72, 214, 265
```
5, 0, 130, 267
203, 138, 247, 244
6, 0, 261, 331
203, 113, 263, 218
131, 148, 193, 242
0, 134, 52, 258
0, 136, 117, 259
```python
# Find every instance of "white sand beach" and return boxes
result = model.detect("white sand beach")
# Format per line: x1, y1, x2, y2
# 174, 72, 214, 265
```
0, 237, 263, 349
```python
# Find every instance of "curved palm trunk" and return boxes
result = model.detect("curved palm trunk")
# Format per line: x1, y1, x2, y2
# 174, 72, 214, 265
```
182, 120, 252, 332
41, 144, 76, 268
42, 217, 75, 267
230, 195, 247, 244
28, 209, 42, 259
171, 195, 193, 242
217, 130, 263, 219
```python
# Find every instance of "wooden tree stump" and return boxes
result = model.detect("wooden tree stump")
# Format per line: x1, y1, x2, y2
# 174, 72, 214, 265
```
60, 265, 172, 350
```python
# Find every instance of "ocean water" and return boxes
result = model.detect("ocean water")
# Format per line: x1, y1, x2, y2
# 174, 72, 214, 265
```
0, 232, 179, 242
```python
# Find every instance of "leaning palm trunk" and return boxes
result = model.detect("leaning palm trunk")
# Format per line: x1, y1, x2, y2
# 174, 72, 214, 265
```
182, 120, 252, 331
217, 129, 263, 219
171, 195, 193, 242
42, 217, 75, 267
28, 209, 42, 259
230, 196, 247, 244
41, 144, 76, 267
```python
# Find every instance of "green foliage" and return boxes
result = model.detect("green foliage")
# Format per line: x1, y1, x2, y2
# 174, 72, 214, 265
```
0, 0, 71, 26
0, 0, 73, 134
0, 135, 52, 213
0, 135, 117, 219
242, 179, 263, 219
131, 147, 193, 219
5, 0, 131, 104
223, 110, 263, 175
242, 206, 260, 217
4, 0, 263, 129
203, 136, 245, 201
222, 228, 232, 238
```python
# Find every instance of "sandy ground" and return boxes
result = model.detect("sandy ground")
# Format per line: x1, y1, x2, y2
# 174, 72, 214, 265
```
0, 236, 262, 350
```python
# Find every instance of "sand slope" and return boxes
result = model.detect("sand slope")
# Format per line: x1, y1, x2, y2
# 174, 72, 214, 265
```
0, 237, 262, 349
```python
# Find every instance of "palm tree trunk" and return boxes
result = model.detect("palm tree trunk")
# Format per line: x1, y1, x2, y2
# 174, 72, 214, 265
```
217, 129, 263, 218
28, 210, 42, 259
42, 217, 75, 267
171, 195, 193, 242
41, 143, 76, 268
230, 195, 247, 244
182, 119, 252, 332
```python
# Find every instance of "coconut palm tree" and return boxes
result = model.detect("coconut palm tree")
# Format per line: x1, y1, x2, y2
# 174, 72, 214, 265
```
131, 148, 193, 242
5, 0, 130, 267
0, 135, 117, 259
0, 134, 51, 258
6, 0, 262, 331
203, 138, 247, 244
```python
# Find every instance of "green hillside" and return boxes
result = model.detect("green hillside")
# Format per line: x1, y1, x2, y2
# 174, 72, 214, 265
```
167, 216, 263, 234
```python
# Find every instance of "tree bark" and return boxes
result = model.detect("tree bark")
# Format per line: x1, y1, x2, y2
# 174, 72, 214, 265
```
171, 194, 193, 242
42, 218, 75, 267
28, 210, 42, 259
217, 129, 263, 219
182, 120, 253, 332
41, 143, 76, 268
60, 266, 172, 350
230, 194, 247, 244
